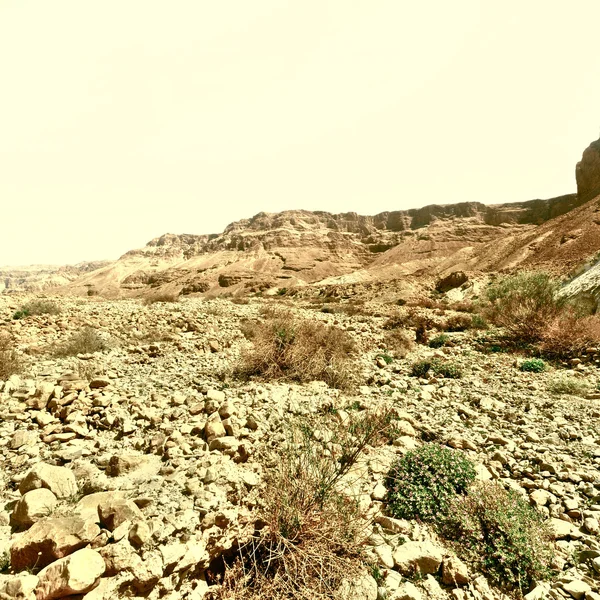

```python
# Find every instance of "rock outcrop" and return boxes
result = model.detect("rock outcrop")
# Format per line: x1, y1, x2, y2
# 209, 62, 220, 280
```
576, 137, 600, 202
55, 193, 587, 299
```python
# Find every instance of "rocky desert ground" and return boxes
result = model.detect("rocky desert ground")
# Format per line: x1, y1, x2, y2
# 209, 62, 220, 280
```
1, 138, 600, 600
1, 285, 600, 600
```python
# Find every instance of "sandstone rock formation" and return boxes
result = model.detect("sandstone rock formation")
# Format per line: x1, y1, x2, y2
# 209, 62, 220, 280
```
576, 137, 600, 202
52, 193, 588, 299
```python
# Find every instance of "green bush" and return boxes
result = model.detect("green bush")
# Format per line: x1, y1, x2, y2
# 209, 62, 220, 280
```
429, 334, 449, 349
442, 482, 554, 592
410, 358, 462, 379
471, 314, 487, 330
376, 353, 394, 364
411, 359, 432, 378
385, 444, 476, 522
520, 358, 546, 373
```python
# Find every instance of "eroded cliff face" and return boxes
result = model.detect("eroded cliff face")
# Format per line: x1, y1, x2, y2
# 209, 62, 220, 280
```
0, 262, 110, 294
55, 192, 588, 299
576, 138, 600, 202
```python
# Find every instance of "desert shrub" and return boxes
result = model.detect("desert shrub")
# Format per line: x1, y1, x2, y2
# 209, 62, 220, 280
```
0, 333, 20, 379
14, 299, 62, 320
53, 327, 108, 357
236, 312, 357, 389
385, 444, 475, 522
470, 314, 488, 329
143, 291, 180, 305
410, 358, 462, 379
449, 301, 475, 313
547, 375, 590, 396
443, 314, 473, 332
538, 313, 600, 358
411, 359, 432, 378
484, 272, 565, 343
376, 353, 393, 365
442, 482, 554, 592
211, 412, 391, 599
429, 334, 450, 349
520, 358, 546, 373
383, 329, 413, 358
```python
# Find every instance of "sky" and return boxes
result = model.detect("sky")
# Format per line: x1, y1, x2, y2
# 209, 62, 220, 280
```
1, 1, 600, 266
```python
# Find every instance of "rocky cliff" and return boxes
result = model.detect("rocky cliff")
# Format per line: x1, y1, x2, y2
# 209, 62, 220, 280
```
56, 192, 588, 299
576, 137, 600, 202
0, 262, 110, 294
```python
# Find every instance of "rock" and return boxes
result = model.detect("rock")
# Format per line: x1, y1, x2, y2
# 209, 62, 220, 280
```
89, 378, 111, 389
27, 382, 55, 410
393, 541, 443, 576
441, 556, 469, 587
19, 463, 78, 499
576, 137, 600, 201
0, 574, 39, 600
562, 580, 592, 600
10, 517, 100, 570
12, 489, 57, 526
436, 271, 468, 293
390, 581, 422, 600
35, 548, 105, 600
73, 492, 125, 523
375, 516, 411, 535
336, 574, 377, 600
98, 498, 144, 531
550, 517, 574, 539
11, 430, 37, 450
584, 517, 600, 535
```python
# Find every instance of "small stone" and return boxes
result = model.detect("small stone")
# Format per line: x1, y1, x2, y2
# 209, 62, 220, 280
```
89, 378, 111, 389
584, 517, 600, 535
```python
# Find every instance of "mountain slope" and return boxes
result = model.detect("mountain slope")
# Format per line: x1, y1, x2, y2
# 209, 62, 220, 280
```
58, 195, 584, 298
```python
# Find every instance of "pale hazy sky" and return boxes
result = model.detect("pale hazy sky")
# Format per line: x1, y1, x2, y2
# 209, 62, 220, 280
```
1, 1, 600, 266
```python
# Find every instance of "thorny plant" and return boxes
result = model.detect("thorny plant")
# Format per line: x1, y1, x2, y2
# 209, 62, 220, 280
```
209, 409, 394, 600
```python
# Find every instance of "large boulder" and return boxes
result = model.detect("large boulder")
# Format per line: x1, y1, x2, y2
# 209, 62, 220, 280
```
19, 464, 78, 499
10, 517, 100, 570
392, 541, 443, 576
35, 548, 105, 600
12, 489, 57, 527
436, 271, 468, 293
